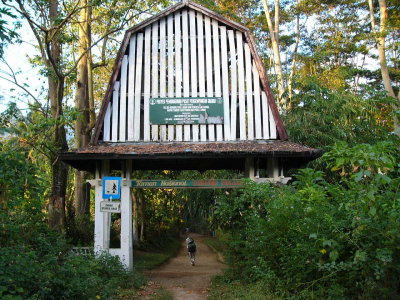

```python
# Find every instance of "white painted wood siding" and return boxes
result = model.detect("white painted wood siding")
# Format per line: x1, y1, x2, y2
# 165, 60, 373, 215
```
101, 8, 278, 143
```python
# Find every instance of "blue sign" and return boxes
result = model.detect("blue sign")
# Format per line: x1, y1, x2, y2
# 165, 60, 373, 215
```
102, 177, 121, 200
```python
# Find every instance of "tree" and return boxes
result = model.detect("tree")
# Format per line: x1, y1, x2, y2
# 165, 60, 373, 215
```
368, 0, 399, 133
262, 0, 286, 109
0, 6, 19, 57
73, 0, 92, 224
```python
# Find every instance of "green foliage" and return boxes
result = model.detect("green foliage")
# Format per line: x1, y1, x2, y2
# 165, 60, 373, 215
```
0, 240, 145, 299
0, 140, 145, 299
208, 277, 282, 300
134, 237, 180, 271
284, 80, 394, 148
0, 7, 20, 57
214, 141, 400, 299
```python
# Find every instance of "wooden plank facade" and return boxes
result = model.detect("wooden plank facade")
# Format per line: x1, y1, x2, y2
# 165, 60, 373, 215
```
92, 1, 287, 145
60, 2, 322, 271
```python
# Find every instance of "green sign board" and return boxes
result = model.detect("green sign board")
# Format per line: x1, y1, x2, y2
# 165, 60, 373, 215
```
131, 179, 244, 189
149, 97, 224, 125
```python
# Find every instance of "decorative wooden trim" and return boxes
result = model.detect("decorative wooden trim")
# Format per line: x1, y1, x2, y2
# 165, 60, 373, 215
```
91, 31, 131, 144
125, 1, 248, 39
244, 31, 288, 140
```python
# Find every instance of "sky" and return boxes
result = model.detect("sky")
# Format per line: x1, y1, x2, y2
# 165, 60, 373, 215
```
0, 19, 45, 114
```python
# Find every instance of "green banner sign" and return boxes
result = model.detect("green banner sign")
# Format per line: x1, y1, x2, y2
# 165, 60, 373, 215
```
131, 179, 244, 189
149, 97, 224, 125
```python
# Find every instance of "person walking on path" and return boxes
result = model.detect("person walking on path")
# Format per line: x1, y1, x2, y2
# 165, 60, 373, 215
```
186, 237, 197, 266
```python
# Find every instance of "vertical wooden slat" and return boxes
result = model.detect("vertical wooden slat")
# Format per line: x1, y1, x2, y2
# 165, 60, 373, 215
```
261, 91, 270, 139
143, 27, 151, 141
236, 31, 246, 140
197, 13, 207, 142
245, 44, 254, 140
167, 15, 175, 141
269, 105, 277, 139
189, 9, 199, 142
182, 9, 191, 141
228, 30, 237, 141
119, 55, 128, 142
111, 81, 120, 142
103, 102, 111, 141
159, 18, 167, 141
212, 19, 223, 141
245, 31, 288, 140
151, 22, 159, 141
220, 26, 231, 141
127, 35, 136, 141
133, 33, 143, 141
253, 62, 262, 139
205, 16, 215, 141
118, 55, 128, 142
175, 11, 183, 141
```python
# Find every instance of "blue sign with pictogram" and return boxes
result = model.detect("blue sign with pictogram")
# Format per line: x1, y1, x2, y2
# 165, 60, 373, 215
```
102, 177, 121, 200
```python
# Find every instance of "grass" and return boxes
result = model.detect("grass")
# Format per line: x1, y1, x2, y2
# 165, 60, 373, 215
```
133, 237, 181, 271
203, 236, 228, 254
203, 236, 227, 264
207, 275, 282, 300
121, 237, 180, 299
204, 236, 281, 300
150, 288, 173, 300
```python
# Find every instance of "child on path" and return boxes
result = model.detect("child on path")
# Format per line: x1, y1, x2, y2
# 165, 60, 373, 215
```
186, 237, 196, 266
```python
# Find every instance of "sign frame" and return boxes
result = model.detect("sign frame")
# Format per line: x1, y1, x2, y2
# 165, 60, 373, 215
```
149, 97, 224, 125
131, 179, 244, 189
102, 177, 122, 200
100, 201, 121, 213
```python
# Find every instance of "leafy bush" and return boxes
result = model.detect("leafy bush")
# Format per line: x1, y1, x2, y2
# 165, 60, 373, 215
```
214, 141, 400, 299
0, 142, 146, 299
0, 240, 145, 299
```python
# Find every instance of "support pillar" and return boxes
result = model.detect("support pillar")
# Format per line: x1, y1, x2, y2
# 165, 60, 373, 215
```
120, 160, 133, 270
267, 157, 280, 180
93, 160, 110, 254
245, 157, 256, 180
91, 159, 133, 270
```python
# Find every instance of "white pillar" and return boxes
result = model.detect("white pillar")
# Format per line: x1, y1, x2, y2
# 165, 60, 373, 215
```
91, 159, 133, 270
245, 157, 255, 180
267, 157, 280, 180
102, 160, 111, 250
93, 162, 103, 254
120, 160, 133, 270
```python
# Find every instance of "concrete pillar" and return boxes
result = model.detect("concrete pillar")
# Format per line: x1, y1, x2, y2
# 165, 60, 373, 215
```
245, 157, 256, 180
267, 157, 280, 180
102, 160, 111, 249
93, 160, 110, 254
120, 160, 133, 270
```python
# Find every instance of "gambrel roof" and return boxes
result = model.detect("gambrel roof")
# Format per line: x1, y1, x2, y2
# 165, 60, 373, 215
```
91, 0, 287, 144
60, 1, 322, 172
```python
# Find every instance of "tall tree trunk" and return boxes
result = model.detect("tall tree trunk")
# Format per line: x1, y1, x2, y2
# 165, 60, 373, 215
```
262, 0, 286, 109
74, 0, 92, 221
47, 0, 68, 232
48, 78, 68, 231
287, 13, 300, 109
368, 0, 399, 133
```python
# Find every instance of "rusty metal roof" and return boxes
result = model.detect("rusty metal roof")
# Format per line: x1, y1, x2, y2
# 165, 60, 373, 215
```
75, 140, 318, 155
59, 140, 322, 172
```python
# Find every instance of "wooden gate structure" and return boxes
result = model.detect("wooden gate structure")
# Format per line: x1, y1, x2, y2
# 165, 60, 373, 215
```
60, 1, 321, 270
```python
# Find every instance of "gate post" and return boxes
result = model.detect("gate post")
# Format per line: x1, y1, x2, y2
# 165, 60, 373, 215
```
93, 160, 110, 254
120, 160, 133, 270
245, 157, 256, 180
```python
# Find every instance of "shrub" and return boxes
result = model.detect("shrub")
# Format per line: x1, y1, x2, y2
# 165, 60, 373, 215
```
214, 141, 400, 299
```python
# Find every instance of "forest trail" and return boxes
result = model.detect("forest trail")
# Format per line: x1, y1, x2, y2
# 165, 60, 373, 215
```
141, 233, 225, 299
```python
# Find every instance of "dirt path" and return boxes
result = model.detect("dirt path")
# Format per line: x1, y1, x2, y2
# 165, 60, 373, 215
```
143, 234, 225, 300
